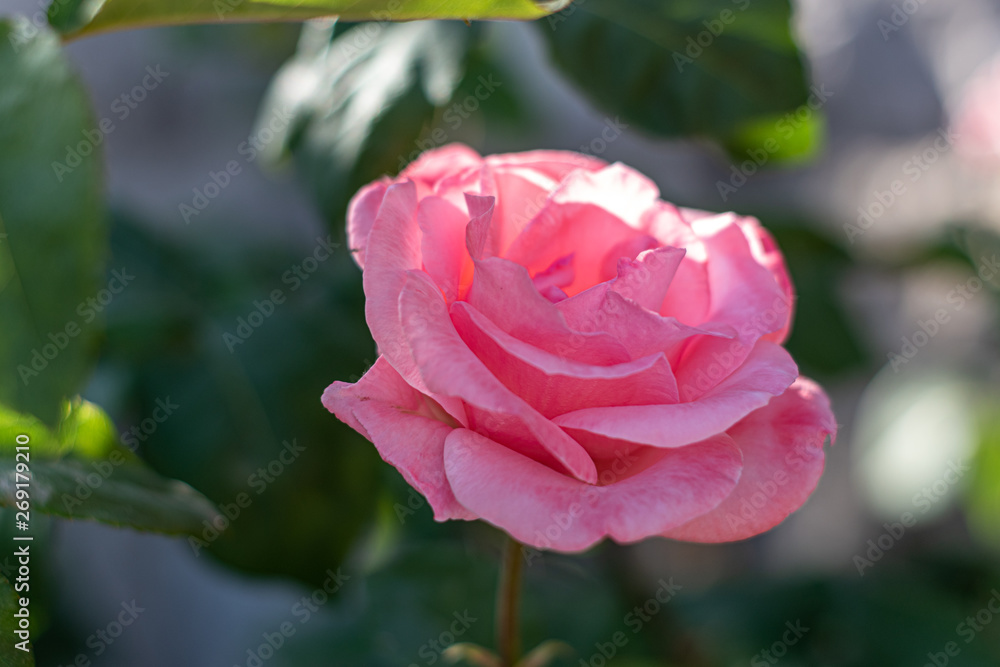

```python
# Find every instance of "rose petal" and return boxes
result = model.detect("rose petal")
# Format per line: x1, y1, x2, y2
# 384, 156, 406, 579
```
418, 196, 470, 302
665, 377, 836, 542
322, 358, 474, 521
401, 143, 482, 192
479, 164, 559, 254
485, 149, 606, 181
671, 216, 793, 398
547, 162, 661, 230
443, 428, 743, 552
346, 179, 389, 269
464, 193, 498, 261
399, 269, 599, 484
451, 300, 679, 418
505, 172, 646, 296
558, 285, 729, 361
554, 340, 798, 449
609, 246, 685, 313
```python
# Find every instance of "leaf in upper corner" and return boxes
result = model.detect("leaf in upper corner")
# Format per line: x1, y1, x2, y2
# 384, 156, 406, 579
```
0, 20, 108, 425
538, 0, 813, 149
256, 18, 472, 222
48, 0, 572, 40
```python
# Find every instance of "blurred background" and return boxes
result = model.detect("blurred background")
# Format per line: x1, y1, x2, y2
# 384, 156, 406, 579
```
3, 0, 1000, 664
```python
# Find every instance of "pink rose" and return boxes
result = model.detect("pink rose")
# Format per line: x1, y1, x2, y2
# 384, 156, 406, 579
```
323, 144, 836, 552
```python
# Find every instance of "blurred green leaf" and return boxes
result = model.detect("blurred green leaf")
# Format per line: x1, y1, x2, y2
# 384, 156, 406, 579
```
0, 21, 108, 425
258, 19, 472, 223
48, 0, 570, 40
965, 409, 1000, 550
91, 213, 382, 586
279, 540, 628, 666
539, 0, 812, 145
0, 574, 33, 666
0, 397, 120, 459
722, 104, 826, 165
0, 458, 221, 536
0, 398, 219, 535
769, 223, 869, 377
675, 564, 1000, 667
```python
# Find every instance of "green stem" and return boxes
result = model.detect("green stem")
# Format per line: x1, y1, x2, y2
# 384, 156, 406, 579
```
496, 537, 524, 667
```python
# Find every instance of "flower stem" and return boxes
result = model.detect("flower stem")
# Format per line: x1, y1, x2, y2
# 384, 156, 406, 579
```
496, 536, 524, 667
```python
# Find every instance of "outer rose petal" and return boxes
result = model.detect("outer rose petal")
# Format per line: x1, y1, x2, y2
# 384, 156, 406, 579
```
484, 149, 606, 181
672, 217, 792, 399
346, 179, 389, 269
665, 377, 836, 542
360, 181, 467, 423
554, 341, 798, 449
361, 181, 424, 382
443, 428, 743, 552
321, 358, 474, 521
401, 143, 483, 191
547, 163, 661, 230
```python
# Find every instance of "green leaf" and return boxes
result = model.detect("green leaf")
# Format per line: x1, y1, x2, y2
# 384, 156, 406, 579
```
0, 399, 221, 536
965, 409, 1000, 550
0, 458, 221, 535
0, 398, 120, 459
539, 0, 811, 143
722, 104, 825, 165
0, 574, 33, 666
92, 213, 383, 586
48, 0, 571, 40
0, 21, 108, 425
257, 18, 471, 222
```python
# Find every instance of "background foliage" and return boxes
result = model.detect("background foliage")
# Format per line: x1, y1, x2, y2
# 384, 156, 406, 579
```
1, 0, 1000, 665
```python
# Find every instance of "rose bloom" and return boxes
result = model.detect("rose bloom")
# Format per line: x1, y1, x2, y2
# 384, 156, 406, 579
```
324, 145, 836, 552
